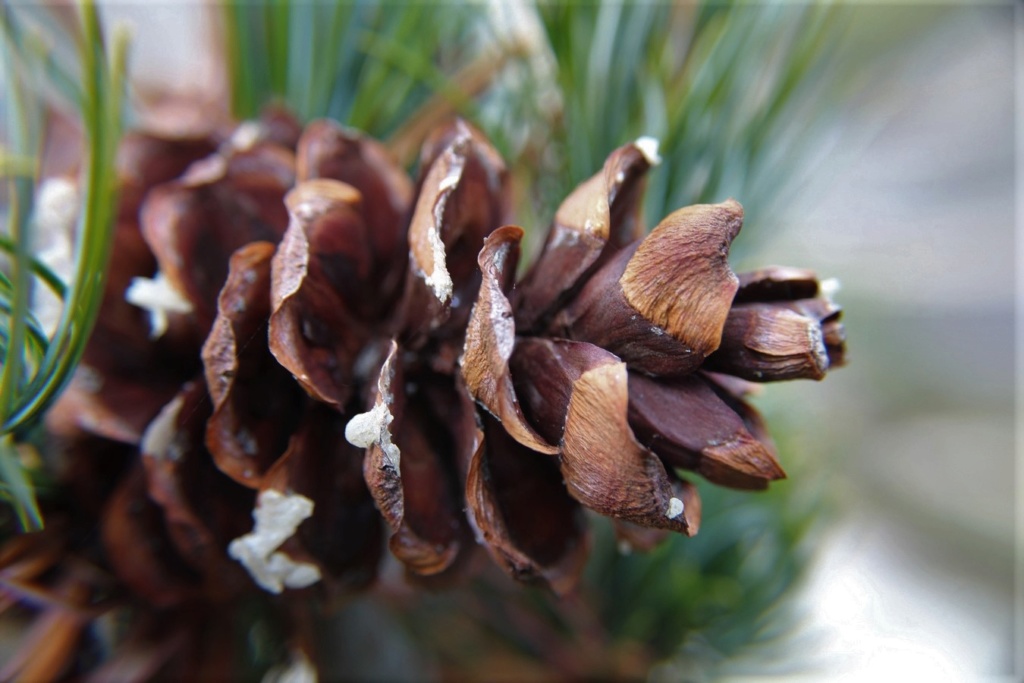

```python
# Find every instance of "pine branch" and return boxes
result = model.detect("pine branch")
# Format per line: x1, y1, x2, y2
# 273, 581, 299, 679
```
0, 0, 126, 529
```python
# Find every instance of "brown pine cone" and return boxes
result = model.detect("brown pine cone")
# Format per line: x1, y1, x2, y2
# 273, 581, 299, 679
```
20, 110, 843, 675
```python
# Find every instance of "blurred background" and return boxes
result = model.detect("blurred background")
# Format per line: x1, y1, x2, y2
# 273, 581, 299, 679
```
748, 5, 1018, 679
1, 1, 1019, 681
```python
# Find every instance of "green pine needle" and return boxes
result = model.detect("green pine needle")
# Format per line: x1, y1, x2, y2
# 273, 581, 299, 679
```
0, 0, 126, 529
223, 0, 484, 137
546, 4, 848, 240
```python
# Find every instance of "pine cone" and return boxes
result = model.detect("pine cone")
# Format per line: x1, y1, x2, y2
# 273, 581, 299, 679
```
443, 137, 843, 592
20, 110, 843, 674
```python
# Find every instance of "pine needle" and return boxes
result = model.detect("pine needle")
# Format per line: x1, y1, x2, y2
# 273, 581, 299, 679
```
0, 0, 126, 529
